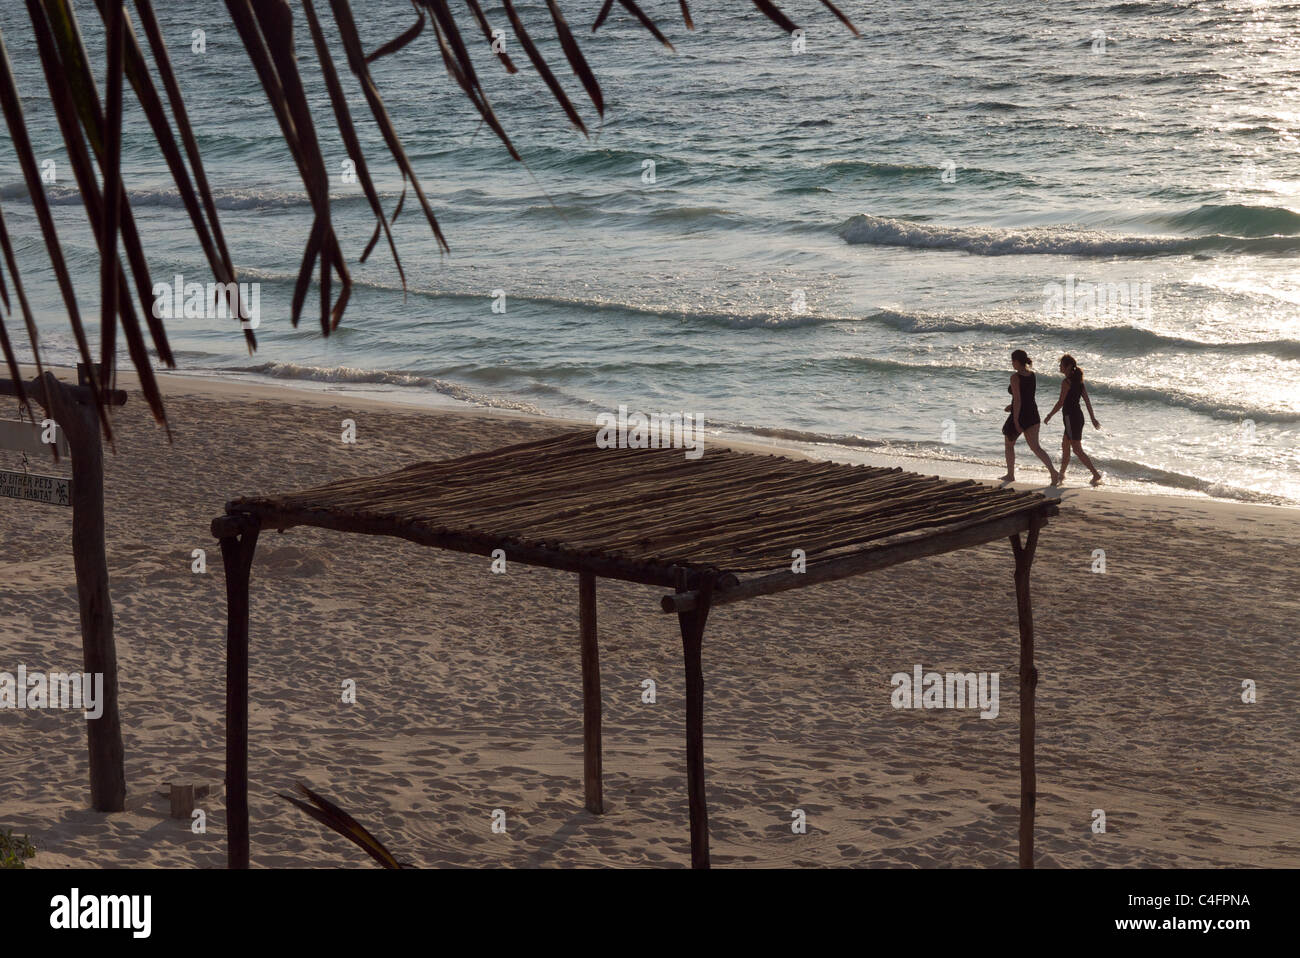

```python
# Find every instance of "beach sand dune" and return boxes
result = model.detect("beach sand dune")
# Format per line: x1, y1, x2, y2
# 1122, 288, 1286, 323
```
2, 375, 1296, 867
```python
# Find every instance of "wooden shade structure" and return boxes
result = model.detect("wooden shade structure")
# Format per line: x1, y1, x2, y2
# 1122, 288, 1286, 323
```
212, 430, 1058, 868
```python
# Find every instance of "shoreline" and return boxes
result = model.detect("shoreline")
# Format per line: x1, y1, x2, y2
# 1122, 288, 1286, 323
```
27, 363, 1300, 520
155, 366, 1300, 513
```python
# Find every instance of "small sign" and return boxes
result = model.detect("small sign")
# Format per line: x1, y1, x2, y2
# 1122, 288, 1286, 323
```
0, 469, 71, 506
0, 418, 70, 457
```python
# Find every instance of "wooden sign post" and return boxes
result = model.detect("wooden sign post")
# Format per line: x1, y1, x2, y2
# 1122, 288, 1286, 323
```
1, 367, 127, 813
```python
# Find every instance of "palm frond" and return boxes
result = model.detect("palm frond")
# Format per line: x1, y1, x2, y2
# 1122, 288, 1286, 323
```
500, 0, 591, 132
29, 0, 171, 429
0, 197, 42, 415
817, 0, 860, 37
748, 0, 800, 35
612, 0, 676, 51
278, 781, 407, 869
0, 18, 112, 439
121, 0, 256, 353
463, 0, 518, 74
425, 0, 523, 158
0, 1, 859, 430
99, 0, 122, 390
364, 5, 425, 63
302, 0, 406, 281
544, 0, 604, 118
327, 0, 452, 249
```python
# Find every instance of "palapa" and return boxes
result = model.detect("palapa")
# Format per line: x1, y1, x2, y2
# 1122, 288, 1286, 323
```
213, 429, 1058, 868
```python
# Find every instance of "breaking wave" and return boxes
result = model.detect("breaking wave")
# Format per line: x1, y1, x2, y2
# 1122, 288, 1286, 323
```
865, 309, 1300, 358
838, 214, 1300, 256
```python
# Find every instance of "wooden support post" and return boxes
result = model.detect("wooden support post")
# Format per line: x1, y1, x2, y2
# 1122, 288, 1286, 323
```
578, 570, 603, 814
41, 372, 124, 812
675, 571, 715, 869
215, 514, 259, 869
1010, 517, 1041, 869
163, 782, 210, 819
169, 784, 196, 819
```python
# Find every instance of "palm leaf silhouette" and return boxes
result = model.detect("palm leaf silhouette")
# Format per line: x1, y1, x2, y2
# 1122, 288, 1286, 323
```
0, 1, 857, 429
278, 781, 410, 869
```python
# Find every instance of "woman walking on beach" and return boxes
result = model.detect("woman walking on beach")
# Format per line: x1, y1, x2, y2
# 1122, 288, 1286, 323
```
1045, 353, 1103, 486
1000, 349, 1060, 484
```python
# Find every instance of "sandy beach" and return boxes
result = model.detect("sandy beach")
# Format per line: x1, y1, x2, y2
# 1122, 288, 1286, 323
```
1, 371, 1297, 868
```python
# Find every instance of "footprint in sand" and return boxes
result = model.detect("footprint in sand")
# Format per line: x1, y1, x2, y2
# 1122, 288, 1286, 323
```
259, 546, 331, 578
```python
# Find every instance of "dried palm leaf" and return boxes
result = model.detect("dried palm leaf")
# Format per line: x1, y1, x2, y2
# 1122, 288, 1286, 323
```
278, 782, 409, 869
0, 21, 113, 439
0, 0, 859, 431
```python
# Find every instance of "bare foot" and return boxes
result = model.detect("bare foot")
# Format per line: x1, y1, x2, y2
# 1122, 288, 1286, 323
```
1049, 469, 1062, 486
1090, 472, 1104, 486
999, 473, 1014, 483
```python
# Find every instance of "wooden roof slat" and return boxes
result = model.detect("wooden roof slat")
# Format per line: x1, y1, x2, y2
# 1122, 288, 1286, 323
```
690, 494, 1046, 571
610, 482, 1032, 568
725, 487, 1035, 561
506, 460, 894, 548
621, 473, 977, 563
257, 470, 999, 562
307, 452, 850, 538
282, 443, 768, 523
431, 450, 834, 529
558, 465, 911, 556
228, 429, 1057, 582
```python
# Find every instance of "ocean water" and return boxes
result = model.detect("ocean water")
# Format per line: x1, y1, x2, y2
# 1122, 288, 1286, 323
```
1, 0, 1297, 503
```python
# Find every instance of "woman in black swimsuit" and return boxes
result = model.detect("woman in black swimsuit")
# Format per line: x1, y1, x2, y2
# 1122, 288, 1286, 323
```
1044, 354, 1103, 486
1000, 349, 1060, 484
